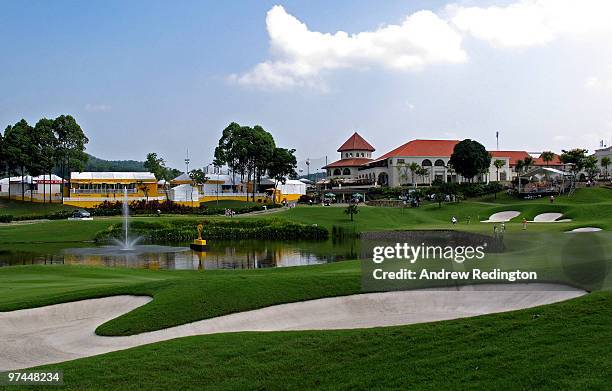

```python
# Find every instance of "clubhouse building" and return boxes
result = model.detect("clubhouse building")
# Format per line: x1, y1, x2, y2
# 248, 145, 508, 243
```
323, 132, 567, 187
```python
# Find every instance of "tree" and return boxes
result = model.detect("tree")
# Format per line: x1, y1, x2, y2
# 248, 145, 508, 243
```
214, 122, 277, 202
53, 115, 89, 200
408, 162, 420, 187
144, 152, 173, 200
267, 148, 297, 204
136, 180, 150, 203
434, 192, 446, 208
416, 166, 429, 185
3, 120, 34, 200
522, 156, 534, 173
33, 119, 58, 203
449, 139, 491, 182
583, 156, 599, 181
344, 203, 359, 221
0, 132, 6, 193
540, 151, 555, 167
493, 159, 505, 181
560, 148, 588, 177
189, 169, 208, 207
601, 156, 611, 180
250, 125, 276, 201
144, 153, 167, 180
189, 169, 208, 189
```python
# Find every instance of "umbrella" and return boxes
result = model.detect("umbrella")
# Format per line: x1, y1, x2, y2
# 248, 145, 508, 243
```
352, 193, 364, 199
324, 193, 336, 198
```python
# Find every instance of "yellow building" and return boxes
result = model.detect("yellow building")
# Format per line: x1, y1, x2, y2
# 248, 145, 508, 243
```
64, 172, 163, 208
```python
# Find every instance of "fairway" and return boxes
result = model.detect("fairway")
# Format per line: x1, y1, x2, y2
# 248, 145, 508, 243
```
0, 187, 611, 390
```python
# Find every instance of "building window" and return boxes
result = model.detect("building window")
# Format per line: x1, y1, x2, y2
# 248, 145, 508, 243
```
342, 168, 351, 175
333, 169, 341, 176
397, 159, 405, 164
422, 159, 432, 167
434, 159, 445, 167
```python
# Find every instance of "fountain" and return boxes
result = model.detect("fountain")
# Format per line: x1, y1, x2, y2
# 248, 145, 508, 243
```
62, 186, 190, 263
111, 187, 142, 250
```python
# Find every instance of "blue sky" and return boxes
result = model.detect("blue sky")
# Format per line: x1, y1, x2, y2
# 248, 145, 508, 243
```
1, 0, 611, 172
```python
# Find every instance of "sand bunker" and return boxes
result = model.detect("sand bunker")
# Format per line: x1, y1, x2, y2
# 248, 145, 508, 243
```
0, 284, 584, 371
481, 211, 520, 222
532, 213, 572, 223
566, 227, 602, 233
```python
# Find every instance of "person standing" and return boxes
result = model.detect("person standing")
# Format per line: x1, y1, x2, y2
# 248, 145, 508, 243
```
522, 218, 528, 230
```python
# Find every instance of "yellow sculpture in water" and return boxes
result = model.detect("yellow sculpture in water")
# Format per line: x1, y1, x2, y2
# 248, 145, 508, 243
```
190, 223, 208, 251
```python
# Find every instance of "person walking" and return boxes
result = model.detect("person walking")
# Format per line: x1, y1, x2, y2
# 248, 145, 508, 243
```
522, 218, 528, 230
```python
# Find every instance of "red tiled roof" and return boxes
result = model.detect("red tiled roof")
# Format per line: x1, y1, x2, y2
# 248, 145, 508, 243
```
490, 151, 563, 166
534, 153, 562, 166
323, 158, 372, 169
490, 151, 531, 166
376, 139, 460, 160
337, 132, 375, 152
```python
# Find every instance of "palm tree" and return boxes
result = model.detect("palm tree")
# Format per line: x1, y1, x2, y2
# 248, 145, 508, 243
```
601, 156, 610, 180
540, 151, 555, 167
523, 156, 534, 173
493, 159, 505, 181
515, 160, 525, 193
417, 167, 429, 185
408, 162, 420, 188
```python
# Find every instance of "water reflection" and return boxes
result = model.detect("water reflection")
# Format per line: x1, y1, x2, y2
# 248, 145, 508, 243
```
0, 239, 359, 270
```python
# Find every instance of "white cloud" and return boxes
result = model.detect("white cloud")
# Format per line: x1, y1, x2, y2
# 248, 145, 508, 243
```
449, 0, 612, 48
85, 103, 111, 112
229, 5, 467, 89
585, 76, 612, 92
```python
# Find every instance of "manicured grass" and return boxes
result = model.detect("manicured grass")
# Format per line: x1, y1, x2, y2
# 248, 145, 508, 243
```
0, 198, 75, 218
29, 289, 612, 390
200, 200, 258, 208
278, 187, 612, 232
0, 187, 608, 244
0, 219, 120, 243
0, 262, 361, 335
0, 187, 610, 389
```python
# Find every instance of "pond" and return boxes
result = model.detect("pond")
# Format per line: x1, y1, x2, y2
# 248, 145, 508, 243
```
0, 238, 360, 270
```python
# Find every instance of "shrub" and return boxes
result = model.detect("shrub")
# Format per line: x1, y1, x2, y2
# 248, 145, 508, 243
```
0, 215, 13, 223
95, 218, 328, 243
88, 200, 281, 217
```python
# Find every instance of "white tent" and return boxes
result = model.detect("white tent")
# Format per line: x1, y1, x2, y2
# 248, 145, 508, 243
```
169, 184, 199, 202
276, 179, 306, 196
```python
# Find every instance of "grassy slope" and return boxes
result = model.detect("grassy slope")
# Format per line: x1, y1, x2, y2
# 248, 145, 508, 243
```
0, 188, 611, 389
0, 187, 610, 335
0, 198, 75, 218
278, 187, 612, 232
0, 262, 361, 335
29, 290, 612, 390
0, 188, 609, 244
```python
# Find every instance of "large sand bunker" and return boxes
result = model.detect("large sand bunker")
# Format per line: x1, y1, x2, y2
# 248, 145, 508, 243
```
532, 213, 572, 223
481, 211, 520, 222
0, 284, 584, 371
567, 227, 602, 233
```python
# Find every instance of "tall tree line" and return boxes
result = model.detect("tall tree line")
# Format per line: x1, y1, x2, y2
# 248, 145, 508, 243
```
0, 115, 88, 202
213, 122, 297, 202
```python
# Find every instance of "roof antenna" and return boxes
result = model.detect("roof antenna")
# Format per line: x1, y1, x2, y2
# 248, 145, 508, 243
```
496, 131, 500, 151
185, 148, 190, 173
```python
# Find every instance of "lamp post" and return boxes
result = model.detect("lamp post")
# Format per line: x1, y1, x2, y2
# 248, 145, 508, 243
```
306, 158, 311, 181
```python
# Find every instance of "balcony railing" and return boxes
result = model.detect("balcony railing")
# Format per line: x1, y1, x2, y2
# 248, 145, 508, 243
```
71, 188, 138, 194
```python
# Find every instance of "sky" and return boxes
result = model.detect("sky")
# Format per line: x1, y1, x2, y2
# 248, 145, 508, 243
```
1, 0, 612, 173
